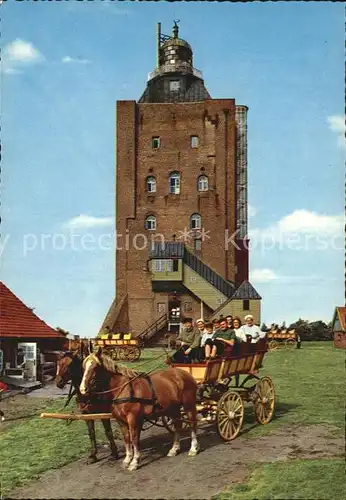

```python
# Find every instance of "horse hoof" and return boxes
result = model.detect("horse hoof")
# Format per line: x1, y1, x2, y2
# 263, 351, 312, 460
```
167, 449, 180, 457
87, 456, 97, 464
128, 463, 138, 471
109, 453, 119, 461
188, 449, 199, 457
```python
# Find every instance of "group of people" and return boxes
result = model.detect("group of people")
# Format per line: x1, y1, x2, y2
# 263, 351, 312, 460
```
168, 314, 265, 364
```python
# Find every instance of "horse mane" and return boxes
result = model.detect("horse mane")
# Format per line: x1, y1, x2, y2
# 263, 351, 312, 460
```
86, 353, 139, 378
101, 354, 139, 378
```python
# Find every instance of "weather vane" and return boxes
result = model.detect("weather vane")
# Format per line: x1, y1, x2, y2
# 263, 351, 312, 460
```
173, 20, 180, 38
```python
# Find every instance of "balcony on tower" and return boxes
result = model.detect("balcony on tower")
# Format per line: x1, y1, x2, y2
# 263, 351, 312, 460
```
150, 242, 185, 293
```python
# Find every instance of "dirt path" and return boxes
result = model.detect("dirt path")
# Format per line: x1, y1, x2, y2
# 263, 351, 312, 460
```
10, 423, 343, 499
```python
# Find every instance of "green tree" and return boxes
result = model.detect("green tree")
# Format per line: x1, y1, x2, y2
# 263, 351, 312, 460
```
56, 327, 70, 337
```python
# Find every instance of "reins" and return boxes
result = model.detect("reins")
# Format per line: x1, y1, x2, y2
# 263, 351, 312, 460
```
89, 351, 168, 398
84, 348, 167, 402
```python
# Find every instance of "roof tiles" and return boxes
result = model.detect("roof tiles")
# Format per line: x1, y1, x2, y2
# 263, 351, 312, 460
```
0, 282, 64, 339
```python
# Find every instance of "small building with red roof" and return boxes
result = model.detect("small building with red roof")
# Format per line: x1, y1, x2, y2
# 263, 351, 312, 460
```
0, 282, 66, 381
331, 306, 346, 349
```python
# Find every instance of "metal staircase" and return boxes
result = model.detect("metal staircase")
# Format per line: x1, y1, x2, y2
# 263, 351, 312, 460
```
137, 313, 168, 345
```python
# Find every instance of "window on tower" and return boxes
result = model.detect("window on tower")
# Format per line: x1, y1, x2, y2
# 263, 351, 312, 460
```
194, 239, 202, 252
169, 172, 181, 194
197, 175, 209, 192
191, 135, 199, 148
145, 215, 156, 231
152, 137, 160, 149
146, 176, 156, 193
190, 213, 202, 230
170, 80, 180, 92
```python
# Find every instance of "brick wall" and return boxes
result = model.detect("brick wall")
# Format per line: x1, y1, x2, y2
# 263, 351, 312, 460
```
114, 99, 239, 335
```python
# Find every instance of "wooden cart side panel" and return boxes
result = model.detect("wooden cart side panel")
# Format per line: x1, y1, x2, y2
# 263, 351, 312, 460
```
205, 360, 223, 383
251, 351, 265, 370
244, 355, 255, 371
171, 364, 208, 384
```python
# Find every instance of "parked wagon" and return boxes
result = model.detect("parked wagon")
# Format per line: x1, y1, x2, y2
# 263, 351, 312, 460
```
267, 329, 297, 350
93, 334, 142, 362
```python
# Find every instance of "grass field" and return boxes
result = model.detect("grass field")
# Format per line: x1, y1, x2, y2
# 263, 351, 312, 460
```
0, 342, 344, 498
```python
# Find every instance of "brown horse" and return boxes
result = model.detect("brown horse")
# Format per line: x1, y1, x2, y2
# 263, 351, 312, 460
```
55, 350, 119, 463
79, 347, 200, 471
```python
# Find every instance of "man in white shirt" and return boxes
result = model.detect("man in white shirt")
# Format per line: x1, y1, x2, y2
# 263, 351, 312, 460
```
240, 315, 266, 343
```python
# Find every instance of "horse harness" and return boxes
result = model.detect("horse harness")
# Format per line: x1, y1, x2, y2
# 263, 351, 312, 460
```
112, 372, 161, 410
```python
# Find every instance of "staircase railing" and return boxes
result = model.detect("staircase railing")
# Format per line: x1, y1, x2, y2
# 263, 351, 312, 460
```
184, 248, 235, 297
138, 313, 168, 344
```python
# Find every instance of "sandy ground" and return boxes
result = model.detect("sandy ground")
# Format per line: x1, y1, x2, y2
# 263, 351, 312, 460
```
2, 383, 343, 499
9, 421, 343, 500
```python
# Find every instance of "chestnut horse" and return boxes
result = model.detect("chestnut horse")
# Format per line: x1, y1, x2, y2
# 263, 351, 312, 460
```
55, 350, 119, 463
79, 347, 200, 471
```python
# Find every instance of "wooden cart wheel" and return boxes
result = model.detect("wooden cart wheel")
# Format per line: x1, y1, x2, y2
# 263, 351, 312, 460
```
268, 340, 279, 350
285, 338, 296, 349
216, 391, 244, 441
117, 347, 126, 361
253, 376, 275, 424
109, 347, 118, 361
123, 346, 141, 362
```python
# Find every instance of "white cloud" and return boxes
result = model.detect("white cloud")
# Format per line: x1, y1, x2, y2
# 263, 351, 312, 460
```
278, 210, 343, 235
63, 215, 114, 229
3, 67, 22, 75
2, 39, 44, 74
250, 269, 323, 284
250, 268, 277, 283
249, 209, 344, 243
101, 1, 131, 14
248, 205, 257, 217
62, 56, 91, 65
327, 115, 345, 149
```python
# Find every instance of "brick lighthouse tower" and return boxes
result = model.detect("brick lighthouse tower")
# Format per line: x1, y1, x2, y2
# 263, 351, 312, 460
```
101, 22, 261, 339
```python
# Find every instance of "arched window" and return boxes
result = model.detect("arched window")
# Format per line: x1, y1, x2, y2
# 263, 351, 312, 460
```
197, 175, 209, 192
190, 213, 202, 230
145, 215, 156, 231
146, 176, 156, 193
169, 172, 180, 194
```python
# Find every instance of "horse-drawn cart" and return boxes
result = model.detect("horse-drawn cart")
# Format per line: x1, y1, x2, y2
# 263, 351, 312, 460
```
267, 329, 297, 350
92, 335, 142, 362
165, 338, 275, 441
42, 338, 274, 452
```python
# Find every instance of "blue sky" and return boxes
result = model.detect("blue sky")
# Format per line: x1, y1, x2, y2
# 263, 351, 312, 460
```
1, 1, 344, 336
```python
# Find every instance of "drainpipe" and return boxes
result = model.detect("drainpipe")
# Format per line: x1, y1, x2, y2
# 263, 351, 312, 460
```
200, 301, 204, 320
224, 109, 229, 280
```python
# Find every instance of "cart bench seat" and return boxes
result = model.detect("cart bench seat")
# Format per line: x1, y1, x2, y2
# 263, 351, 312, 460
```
172, 339, 267, 384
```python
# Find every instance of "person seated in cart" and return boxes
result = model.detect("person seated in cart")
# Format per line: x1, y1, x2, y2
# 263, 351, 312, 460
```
196, 318, 206, 335
226, 315, 233, 329
199, 322, 214, 360
212, 318, 221, 333
204, 318, 236, 359
239, 315, 266, 343
232, 316, 243, 338
169, 317, 201, 363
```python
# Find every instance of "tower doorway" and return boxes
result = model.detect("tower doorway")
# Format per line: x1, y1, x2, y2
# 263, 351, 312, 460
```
168, 296, 181, 332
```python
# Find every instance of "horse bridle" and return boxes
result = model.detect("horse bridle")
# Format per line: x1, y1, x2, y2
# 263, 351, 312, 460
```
85, 359, 159, 408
